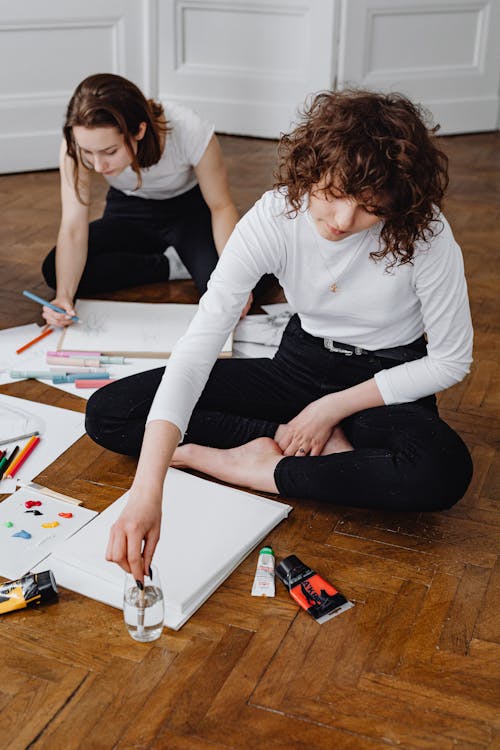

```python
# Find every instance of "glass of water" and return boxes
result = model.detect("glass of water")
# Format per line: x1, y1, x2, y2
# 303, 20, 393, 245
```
123, 564, 164, 642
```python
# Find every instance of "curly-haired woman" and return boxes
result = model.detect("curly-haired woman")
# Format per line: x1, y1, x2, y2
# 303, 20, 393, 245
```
40, 73, 253, 328
86, 89, 474, 581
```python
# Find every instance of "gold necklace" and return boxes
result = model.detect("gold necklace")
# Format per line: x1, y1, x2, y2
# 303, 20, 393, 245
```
314, 230, 369, 294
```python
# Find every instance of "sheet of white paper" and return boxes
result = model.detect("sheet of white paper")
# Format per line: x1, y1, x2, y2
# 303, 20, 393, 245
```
0, 324, 58, 384
44, 468, 292, 629
233, 342, 277, 359
234, 314, 288, 347
0, 394, 85, 493
60, 300, 232, 356
260, 303, 293, 316
0, 321, 167, 397
0, 486, 97, 579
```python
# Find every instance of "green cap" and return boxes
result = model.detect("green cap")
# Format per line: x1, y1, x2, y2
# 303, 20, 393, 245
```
260, 546, 274, 555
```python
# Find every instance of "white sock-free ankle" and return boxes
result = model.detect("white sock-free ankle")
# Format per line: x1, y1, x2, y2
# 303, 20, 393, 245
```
163, 246, 191, 280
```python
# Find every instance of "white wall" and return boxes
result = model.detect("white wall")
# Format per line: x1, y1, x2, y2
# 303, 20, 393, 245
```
0, 0, 499, 173
337, 0, 500, 135
0, 0, 154, 173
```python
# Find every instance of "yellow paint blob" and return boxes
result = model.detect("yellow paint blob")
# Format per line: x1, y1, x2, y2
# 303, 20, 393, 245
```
41, 521, 60, 528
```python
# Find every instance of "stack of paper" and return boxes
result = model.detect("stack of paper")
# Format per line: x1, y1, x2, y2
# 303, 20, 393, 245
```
42, 468, 292, 630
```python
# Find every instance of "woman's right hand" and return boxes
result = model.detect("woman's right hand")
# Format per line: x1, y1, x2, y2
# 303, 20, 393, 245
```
105, 489, 162, 584
42, 296, 77, 327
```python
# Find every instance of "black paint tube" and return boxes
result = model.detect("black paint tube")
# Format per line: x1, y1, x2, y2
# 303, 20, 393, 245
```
276, 554, 354, 624
0, 571, 58, 615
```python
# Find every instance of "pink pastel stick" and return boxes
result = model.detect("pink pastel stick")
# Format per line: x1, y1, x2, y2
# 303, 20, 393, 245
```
74, 379, 115, 388
48, 350, 101, 357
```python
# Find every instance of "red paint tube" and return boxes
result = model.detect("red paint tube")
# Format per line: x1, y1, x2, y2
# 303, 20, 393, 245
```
276, 554, 354, 624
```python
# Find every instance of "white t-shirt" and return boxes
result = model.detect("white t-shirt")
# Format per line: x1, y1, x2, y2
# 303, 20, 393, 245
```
147, 190, 473, 437
105, 102, 214, 199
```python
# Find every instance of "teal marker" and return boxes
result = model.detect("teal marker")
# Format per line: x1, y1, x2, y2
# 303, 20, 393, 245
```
10, 370, 56, 380
52, 372, 110, 384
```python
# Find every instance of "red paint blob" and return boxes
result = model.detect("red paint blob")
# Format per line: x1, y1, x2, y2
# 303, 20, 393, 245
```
25, 500, 42, 508
58, 512, 73, 519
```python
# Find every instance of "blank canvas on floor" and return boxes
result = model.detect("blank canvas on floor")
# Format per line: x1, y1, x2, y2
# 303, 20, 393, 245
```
42, 468, 292, 629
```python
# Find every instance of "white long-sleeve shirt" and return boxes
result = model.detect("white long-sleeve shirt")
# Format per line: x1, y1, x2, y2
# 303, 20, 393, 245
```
147, 189, 473, 438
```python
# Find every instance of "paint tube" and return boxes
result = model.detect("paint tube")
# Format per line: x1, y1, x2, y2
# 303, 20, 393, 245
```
0, 571, 58, 615
251, 546, 275, 597
276, 554, 354, 624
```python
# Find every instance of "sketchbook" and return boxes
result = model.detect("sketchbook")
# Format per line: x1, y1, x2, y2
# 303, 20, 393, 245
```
39, 469, 292, 630
59, 300, 232, 358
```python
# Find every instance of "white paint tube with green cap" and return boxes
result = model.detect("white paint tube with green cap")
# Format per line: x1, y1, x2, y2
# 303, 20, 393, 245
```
251, 546, 275, 597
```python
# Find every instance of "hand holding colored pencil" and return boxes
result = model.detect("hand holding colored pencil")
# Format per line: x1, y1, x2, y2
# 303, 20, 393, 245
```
22, 290, 79, 322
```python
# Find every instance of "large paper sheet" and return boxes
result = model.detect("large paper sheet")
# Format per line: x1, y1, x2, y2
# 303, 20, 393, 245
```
44, 469, 292, 630
0, 324, 57, 385
0, 486, 97, 579
59, 301, 232, 357
0, 394, 85, 494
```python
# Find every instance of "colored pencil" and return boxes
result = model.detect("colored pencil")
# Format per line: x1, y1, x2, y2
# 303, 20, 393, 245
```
16, 327, 54, 355
0, 431, 39, 447
48, 350, 101, 358
0, 446, 20, 478
4, 436, 41, 479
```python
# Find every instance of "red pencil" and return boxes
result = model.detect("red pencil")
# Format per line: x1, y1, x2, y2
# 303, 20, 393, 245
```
16, 327, 54, 355
4, 436, 41, 478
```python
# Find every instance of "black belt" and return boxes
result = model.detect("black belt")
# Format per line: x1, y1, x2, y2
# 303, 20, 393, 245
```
322, 337, 425, 362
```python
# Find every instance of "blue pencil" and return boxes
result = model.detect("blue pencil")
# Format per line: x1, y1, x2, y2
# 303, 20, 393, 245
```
22, 290, 79, 322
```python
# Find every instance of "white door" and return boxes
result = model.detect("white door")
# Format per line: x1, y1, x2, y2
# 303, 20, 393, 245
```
337, 0, 500, 135
0, 0, 155, 174
157, 0, 339, 138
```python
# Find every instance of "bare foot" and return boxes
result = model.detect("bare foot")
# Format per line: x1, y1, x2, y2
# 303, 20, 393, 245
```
171, 437, 283, 493
320, 425, 353, 455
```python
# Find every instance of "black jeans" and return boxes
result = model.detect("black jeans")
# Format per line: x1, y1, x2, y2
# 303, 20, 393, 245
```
42, 185, 219, 295
85, 315, 473, 512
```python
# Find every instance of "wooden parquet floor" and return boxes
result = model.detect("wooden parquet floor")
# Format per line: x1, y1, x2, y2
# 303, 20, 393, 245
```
0, 132, 499, 750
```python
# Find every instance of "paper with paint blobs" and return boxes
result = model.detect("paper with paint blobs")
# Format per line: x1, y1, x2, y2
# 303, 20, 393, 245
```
0, 486, 97, 579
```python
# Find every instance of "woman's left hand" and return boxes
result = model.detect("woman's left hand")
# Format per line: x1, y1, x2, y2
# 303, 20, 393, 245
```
276, 396, 341, 457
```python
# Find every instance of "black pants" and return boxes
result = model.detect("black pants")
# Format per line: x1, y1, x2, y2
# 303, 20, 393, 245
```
42, 185, 219, 295
85, 315, 473, 512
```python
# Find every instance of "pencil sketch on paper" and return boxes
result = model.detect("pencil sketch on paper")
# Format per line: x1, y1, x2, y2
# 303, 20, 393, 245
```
73, 312, 108, 337
60, 300, 231, 356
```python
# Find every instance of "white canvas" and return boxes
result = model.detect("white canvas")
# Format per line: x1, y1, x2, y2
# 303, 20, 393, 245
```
44, 468, 292, 630
59, 300, 232, 357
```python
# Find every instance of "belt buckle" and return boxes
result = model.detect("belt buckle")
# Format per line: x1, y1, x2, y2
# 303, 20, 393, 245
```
324, 338, 353, 356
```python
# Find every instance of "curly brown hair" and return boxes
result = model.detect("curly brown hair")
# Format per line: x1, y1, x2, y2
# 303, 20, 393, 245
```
63, 73, 168, 201
274, 89, 449, 266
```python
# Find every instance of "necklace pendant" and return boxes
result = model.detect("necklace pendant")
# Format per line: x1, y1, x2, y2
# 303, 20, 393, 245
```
330, 283, 338, 293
